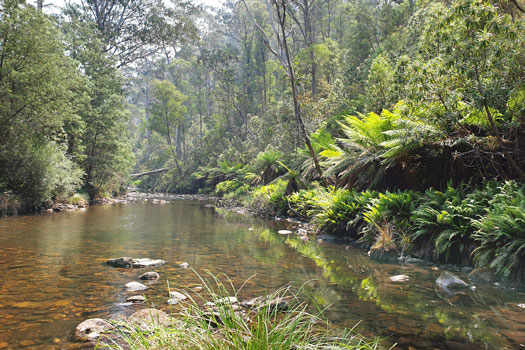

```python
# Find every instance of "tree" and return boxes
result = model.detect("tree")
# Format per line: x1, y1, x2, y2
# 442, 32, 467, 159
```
149, 79, 188, 175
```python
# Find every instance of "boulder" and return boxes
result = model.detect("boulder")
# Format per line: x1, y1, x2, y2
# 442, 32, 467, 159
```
74, 318, 112, 342
139, 271, 160, 280
128, 308, 174, 331
125, 281, 148, 292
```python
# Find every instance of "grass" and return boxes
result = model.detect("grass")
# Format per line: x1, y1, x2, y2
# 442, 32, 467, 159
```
97, 273, 383, 350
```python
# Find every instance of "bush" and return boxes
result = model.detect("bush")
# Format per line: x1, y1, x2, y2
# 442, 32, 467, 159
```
248, 179, 289, 216
215, 180, 244, 197
473, 181, 525, 280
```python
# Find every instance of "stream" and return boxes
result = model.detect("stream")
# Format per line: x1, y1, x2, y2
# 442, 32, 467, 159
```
0, 199, 524, 349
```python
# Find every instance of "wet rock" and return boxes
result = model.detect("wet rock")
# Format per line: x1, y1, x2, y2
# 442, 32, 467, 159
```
167, 291, 187, 304
125, 281, 148, 292
468, 267, 495, 284
128, 308, 174, 330
74, 318, 112, 342
241, 296, 289, 312
126, 295, 146, 303
107, 257, 165, 268
179, 262, 190, 269
215, 296, 238, 305
390, 274, 409, 283
278, 229, 292, 235
436, 271, 468, 292
139, 271, 160, 280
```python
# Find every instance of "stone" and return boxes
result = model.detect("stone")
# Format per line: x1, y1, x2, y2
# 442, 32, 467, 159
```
179, 262, 189, 269
436, 271, 468, 293
468, 267, 495, 284
106, 257, 166, 269
139, 271, 160, 280
278, 230, 292, 235
74, 318, 112, 342
128, 308, 174, 330
167, 291, 187, 304
390, 274, 409, 283
193, 286, 203, 292
125, 281, 148, 292
126, 295, 146, 303
241, 296, 289, 312
215, 296, 238, 305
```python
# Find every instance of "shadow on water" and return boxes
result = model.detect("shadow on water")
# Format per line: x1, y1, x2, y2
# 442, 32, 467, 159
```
0, 200, 524, 349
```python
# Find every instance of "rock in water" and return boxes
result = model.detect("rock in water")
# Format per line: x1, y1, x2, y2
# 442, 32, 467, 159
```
241, 296, 289, 312
128, 308, 174, 331
390, 274, 409, 282
278, 230, 292, 235
436, 271, 468, 291
107, 257, 165, 268
167, 291, 187, 304
75, 318, 112, 342
139, 271, 160, 280
179, 262, 190, 269
106, 257, 133, 268
126, 295, 146, 303
125, 281, 148, 292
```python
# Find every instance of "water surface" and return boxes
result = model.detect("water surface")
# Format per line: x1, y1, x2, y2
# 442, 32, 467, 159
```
0, 200, 524, 349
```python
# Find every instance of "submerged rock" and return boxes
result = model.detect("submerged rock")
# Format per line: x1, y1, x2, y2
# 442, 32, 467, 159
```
436, 271, 469, 291
125, 281, 148, 292
139, 271, 160, 280
74, 318, 112, 342
107, 257, 166, 268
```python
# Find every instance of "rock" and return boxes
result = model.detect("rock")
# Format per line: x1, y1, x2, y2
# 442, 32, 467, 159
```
193, 286, 203, 292
179, 262, 189, 269
390, 274, 409, 283
128, 308, 174, 331
139, 271, 160, 280
74, 318, 112, 342
126, 295, 146, 303
297, 228, 308, 236
107, 257, 165, 268
167, 291, 187, 304
277, 230, 292, 235
241, 296, 289, 312
125, 281, 148, 292
215, 296, 238, 305
468, 267, 495, 284
436, 271, 469, 292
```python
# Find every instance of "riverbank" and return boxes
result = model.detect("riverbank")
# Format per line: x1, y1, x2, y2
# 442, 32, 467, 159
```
210, 179, 525, 285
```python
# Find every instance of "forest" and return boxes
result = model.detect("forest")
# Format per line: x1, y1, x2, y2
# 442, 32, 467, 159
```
1, 0, 525, 281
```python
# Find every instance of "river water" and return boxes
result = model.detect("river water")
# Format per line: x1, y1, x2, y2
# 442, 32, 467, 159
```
0, 200, 524, 349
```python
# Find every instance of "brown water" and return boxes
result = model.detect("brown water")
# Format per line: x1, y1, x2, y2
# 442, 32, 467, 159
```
0, 200, 524, 350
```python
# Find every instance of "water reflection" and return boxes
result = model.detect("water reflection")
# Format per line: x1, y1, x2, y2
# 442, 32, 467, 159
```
0, 202, 523, 349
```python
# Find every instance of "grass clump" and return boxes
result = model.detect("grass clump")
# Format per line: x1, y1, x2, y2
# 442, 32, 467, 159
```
99, 274, 382, 350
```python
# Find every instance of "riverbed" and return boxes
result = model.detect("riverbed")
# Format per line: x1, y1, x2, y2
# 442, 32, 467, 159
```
0, 200, 524, 349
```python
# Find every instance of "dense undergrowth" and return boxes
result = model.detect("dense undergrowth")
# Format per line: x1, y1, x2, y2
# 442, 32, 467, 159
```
211, 175, 525, 282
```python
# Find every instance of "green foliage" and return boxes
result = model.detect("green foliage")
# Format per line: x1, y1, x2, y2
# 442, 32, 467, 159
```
473, 182, 525, 280
248, 179, 289, 216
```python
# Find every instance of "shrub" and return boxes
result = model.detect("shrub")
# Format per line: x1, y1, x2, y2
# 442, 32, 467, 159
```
472, 181, 525, 280
215, 180, 244, 197
248, 179, 289, 216
312, 188, 378, 236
